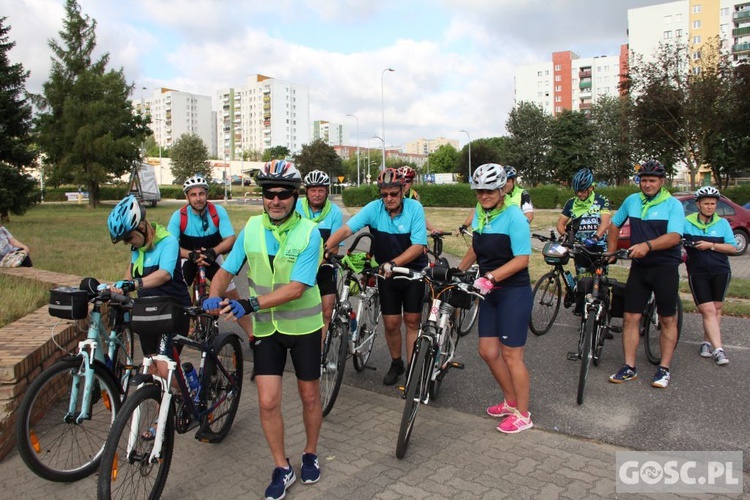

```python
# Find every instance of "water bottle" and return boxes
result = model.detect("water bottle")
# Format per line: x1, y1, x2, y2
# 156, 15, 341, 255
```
564, 271, 575, 291
349, 310, 358, 336
183, 362, 201, 401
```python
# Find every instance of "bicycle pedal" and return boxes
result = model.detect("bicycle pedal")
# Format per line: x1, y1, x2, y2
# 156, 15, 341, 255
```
449, 361, 464, 370
609, 325, 622, 334
566, 352, 580, 361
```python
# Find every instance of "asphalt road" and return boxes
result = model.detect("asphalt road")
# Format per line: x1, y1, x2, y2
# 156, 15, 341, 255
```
219, 203, 750, 472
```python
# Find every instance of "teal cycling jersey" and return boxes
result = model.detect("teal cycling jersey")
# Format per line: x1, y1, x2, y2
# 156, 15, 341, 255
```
471, 204, 531, 287
167, 203, 234, 251
683, 213, 736, 275
130, 232, 191, 306
295, 198, 343, 244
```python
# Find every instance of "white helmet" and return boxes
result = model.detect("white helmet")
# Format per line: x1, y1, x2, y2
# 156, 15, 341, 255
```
303, 170, 330, 187
183, 175, 209, 194
471, 163, 507, 191
695, 186, 720, 201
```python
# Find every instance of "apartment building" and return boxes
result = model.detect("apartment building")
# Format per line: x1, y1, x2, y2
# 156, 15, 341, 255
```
312, 120, 348, 146
138, 88, 215, 157
217, 74, 310, 161
404, 137, 459, 155
514, 50, 626, 116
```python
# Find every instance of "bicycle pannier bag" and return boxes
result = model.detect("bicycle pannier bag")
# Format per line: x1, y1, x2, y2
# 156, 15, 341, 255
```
609, 281, 626, 318
542, 242, 570, 266
131, 296, 187, 339
49, 286, 89, 320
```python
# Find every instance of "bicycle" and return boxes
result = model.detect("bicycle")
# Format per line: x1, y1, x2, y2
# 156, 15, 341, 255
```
393, 265, 482, 459
15, 278, 136, 482
97, 304, 243, 499
554, 243, 629, 405
427, 229, 480, 336
529, 231, 579, 335
638, 239, 688, 365
320, 233, 379, 417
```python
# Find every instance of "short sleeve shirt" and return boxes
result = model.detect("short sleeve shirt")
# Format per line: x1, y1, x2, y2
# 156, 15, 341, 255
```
167, 203, 234, 250
0, 227, 16, 257
295, 199, 343, 244
683, 214, 736, 275
131, 232, 191, 306
561, 192, 611, 244
471, 205, 531, 287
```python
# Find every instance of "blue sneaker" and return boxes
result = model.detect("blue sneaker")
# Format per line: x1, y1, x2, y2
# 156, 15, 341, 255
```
265, 460, 296, 500
651, 366, 670, 388
609, 364, 637, 383
301, 452, 321, 484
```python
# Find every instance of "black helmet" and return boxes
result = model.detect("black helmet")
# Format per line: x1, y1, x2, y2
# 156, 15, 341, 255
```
637, 159, 666, 178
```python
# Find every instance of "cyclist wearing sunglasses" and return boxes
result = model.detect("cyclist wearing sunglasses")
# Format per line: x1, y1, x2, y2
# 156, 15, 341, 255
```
167, 175, 252, 339
296, 169, 343, 335
205, 159, 325, 499
325, 167, 428, 386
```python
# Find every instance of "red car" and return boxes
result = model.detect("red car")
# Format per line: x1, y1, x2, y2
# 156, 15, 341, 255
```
617, 192, 750, 255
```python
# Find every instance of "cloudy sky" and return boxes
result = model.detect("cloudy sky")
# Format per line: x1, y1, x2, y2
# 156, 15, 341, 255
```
4, 0, 660, 148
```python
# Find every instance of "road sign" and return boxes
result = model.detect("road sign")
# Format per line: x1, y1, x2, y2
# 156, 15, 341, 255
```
338, 176, 345, 182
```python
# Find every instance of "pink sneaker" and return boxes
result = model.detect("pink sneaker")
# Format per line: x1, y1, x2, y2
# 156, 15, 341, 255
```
486, 401, 516, 418
497, 411, 533, 434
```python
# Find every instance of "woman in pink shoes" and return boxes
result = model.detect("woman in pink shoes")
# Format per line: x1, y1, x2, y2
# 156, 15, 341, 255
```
457, 163, 534, 434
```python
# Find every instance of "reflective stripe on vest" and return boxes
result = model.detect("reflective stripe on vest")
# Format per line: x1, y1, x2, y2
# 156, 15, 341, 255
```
243, 216, 323, 336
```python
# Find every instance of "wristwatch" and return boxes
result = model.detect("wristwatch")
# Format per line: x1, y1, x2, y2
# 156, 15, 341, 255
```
484, 272, 496, 283
711, 243, 716, 251
645, 241, 653, 251
249, 296, 261, 312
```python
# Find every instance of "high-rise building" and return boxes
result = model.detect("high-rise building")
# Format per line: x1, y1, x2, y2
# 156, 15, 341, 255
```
138, 88, 215, 157
217, 74, 310, 161
404, 137, 459, 155
515, 50, 626, 116
312, 120, 348, 146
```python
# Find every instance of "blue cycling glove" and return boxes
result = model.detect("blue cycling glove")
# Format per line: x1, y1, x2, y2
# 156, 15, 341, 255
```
227, 299, 255, 319
114, 280, 134, 291
203, 296, 223, 312
584, 237, 599, 248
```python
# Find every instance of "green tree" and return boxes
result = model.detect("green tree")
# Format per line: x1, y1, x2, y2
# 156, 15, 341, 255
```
34, 0, 147, 207
0, 18, 38, 221
588, 96, 633, 185
293, 138, 343, 179
455, 138, 506, 181
505, 102, 552, 185
170, 133, 210, 183
428, 144, 458, 174
547, 109, 594, 185
262, 145, 290, 162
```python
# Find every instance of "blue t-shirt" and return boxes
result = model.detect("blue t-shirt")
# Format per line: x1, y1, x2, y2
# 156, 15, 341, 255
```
561, 192, 611, 247
346, 198, 428, 270
611, 191, 684, 267
167, 203, 234, 251
222, 224, 322, 287
471, 205, 531, 287
683, 214, 736, 275
131, 232, 191, 306
295, 199, 343, 244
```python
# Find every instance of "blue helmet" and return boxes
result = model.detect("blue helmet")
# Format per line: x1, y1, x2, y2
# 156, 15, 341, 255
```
108, 195, 145, 243
572, 168, 594, 191
504, 165, 517, 179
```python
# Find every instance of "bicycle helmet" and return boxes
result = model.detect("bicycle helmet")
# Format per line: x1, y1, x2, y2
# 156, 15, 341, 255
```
303, 169, 330, 188
695, 186, 720, 200
504, 165, 517, 179
398, 166, 416, 182
183, 175, 209, 194
377, 167, 405, 188
108, 195, 145, 243
256, 159, 302, 189
637, 159, 666, 178
471, 163, 507, 191
572, 168, 595, 191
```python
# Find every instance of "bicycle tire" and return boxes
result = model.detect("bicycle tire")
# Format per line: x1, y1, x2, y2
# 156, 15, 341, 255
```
529, 271, 562, 335
396, 336, 431, 459
321, 319, 349, 417
353, 289, 380, 372
456, 298, 479, 337
198, 333, 244, 442
644, 294, 683, 366
113, 325, 134, 395
428, 325, 458, 400
593, 305, 609, 367
577, 315, 595, 405
16, 357, 122, 482
98, 384, 174, 500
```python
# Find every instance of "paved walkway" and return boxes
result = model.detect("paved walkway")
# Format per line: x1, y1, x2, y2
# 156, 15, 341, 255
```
2, 371, 747, 499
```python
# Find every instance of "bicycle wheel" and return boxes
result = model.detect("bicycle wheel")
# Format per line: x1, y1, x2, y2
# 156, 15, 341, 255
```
593, 307, 609, 367
577, 316, 595, 405
113, 325, 134, 395
529, 271, 562, 335
321, 318, 349, 417
199, 334, 244, 442
353, 288, 380, 372
644, 294, 683, 366
98, 385, 174, 500
456, 298, 479, 337
15, 357, 121, 482
396, 336, 431, 459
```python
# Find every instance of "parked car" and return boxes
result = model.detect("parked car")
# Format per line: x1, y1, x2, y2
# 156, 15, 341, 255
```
617, 192, 750, 255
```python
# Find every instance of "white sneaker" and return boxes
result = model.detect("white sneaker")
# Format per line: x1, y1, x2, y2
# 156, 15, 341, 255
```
699, 342, 712, 358
713, 348, 729, 366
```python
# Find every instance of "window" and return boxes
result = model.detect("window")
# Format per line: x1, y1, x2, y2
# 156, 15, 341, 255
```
555, 95, 562, 102
555, 85, 562, 91
692, 66, 701, 75
693, 20, 701, 29
545, 70, 549, 76
554, 64, 561, 71
537, 71, 543, 77
693, 51, 701, 60
721, 7, 729, 17
664, 30, 672, 39
692, 4, 701, 13
676, 29, 683, 37
555, 106, 562, 113
693, 35, 702, 44
721, 24, 727, 34
555, 75, 561, 81
664, 15, 672, 23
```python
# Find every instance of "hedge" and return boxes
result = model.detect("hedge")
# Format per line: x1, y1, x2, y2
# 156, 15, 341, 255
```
40, 184, 246, 202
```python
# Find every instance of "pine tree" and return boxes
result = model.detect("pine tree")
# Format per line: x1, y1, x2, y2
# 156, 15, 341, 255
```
0, 17, 37, 222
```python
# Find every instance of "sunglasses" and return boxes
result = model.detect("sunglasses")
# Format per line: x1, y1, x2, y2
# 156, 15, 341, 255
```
262, 190, 295, 201
200, 213, 209, 231
380, 191, 401, 199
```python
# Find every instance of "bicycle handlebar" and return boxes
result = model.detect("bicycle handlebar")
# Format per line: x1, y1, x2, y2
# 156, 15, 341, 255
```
390, 266, 484, 300
429, 231, 454, 238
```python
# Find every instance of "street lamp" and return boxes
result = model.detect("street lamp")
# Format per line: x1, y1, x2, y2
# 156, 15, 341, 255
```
459, 129, 472, 180
373, 135, 384, 176
381, 68, 395, 171
154, 118, 163, 186
346, 113, 360, 186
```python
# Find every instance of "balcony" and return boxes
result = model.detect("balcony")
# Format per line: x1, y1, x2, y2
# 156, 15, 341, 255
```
733, 42, 750, 53
734, 10, 750, 21
579, 80, 592, 89
579, 89, 592, 98
579, 102, 592, 110
733, 26, 750, 37
579, 69, 591, 78
263, 87, 271, 94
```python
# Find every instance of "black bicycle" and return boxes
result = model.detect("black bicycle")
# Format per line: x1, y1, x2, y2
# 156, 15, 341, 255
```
529, 231, 579, 335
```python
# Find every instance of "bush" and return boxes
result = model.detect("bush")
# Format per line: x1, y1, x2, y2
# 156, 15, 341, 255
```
596, 185, 641, 209
415, 184, 476, 207
723, 185, 750, 206
342, 185, 379, 206
526, 186, 560, 209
